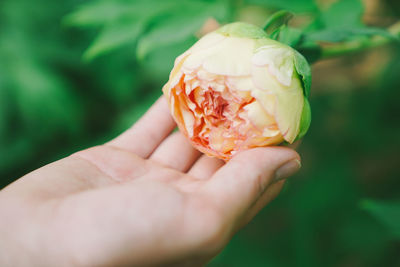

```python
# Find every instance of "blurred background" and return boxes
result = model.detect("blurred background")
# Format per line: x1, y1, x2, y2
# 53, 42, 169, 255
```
1, 0, 399, 266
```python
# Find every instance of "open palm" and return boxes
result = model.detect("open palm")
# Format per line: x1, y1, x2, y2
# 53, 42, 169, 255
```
0, 97, 300, 267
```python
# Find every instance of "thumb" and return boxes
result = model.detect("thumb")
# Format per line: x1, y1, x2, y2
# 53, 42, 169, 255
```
203, 147, 301, 222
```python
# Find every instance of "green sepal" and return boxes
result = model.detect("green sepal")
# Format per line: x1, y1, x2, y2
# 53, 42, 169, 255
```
262, 10, 293, 36
277, 26, 303, 47
280, 141, 291, 146
294, 50, 312, 97
295, 97, 311, 141
217, 22, 268, 39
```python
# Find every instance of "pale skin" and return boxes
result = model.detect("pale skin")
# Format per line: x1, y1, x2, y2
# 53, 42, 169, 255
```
0, 96, 301, 267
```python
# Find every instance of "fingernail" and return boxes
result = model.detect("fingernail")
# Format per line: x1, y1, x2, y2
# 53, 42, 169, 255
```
274, 159, 301, 182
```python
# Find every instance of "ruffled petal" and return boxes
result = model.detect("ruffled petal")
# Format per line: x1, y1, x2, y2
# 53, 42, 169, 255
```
183, 37, 255, 76
252, 45, 294, 86
251, 65, 304, 143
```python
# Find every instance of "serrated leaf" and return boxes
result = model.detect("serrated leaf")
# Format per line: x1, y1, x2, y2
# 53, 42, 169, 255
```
294, 50, 311, 97
361, 199, 400, 239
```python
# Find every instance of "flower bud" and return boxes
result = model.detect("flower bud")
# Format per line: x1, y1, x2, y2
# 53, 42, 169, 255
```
163, 22, 311, 160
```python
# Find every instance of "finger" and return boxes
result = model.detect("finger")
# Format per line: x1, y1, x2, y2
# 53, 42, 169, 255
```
188, 155, 225, 179
108, 96, 176, 158
238, 180, 286, 230
150, 132, 202, 172
203, 147, 300, 221
0, 156, 114, 202
0, 146, 145, 200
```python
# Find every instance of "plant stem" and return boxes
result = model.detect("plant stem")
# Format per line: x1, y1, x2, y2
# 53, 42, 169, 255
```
320, 21, 400, 59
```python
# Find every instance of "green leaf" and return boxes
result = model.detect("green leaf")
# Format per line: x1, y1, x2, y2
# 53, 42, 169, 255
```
301, 0, 374, 43
137, 0, 229, 60
141, 35, 197, 83
301, 0, 398, 44
296, 97, 311, 140
63, 0, 134, 27
305, 27, 397, 43
64, 0, 175, 28
320, 0, 364, 29
361, 199, 400, 239
68, 0, 229, 61
351, 27, 400, 40
294, 50, 311, 97
66, 0, 181, 60
137, 15, 203, 60
83, 18, 145, 61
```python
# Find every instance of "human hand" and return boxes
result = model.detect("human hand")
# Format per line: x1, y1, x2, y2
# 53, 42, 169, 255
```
0, 97, 301, 267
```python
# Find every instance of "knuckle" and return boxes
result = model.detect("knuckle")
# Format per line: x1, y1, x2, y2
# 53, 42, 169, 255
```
253, 172, 269, 199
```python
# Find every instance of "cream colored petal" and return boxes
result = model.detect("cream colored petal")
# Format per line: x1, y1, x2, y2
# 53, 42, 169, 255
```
193, 87, 205, 105
244, 133, 284, 148
190, 79, 200, 90
174, 52, 188, 67
241, 101, 276, 132
187, 32, 226, 54
184, 73, 196, 82
183, 37, 255, 76
209, 127, 236, 153
197, 68, 217, 81
202, 37, 254, 76
226, 76, 253, 91
262, 127, 281, 138
211, 81, 225, 92
162, 83, 171, 98
252, 65, 304, 143
181, 33, 227, 71
182, 48, 214, 71
168, 54, 190, 89
181, 108, 195, 137
185, 81, 193, 95
252, 45, 294, 86
226, 76, 254, 101
250, 89, 276, 117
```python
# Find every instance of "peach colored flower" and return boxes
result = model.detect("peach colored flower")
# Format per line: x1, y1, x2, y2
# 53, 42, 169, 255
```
163, 22, 311, 160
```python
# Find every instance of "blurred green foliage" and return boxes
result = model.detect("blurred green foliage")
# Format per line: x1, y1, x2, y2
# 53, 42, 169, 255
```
1, 0, 399, 266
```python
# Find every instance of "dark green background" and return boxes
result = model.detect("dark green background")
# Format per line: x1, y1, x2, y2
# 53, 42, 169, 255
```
1, 0, 399, 266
